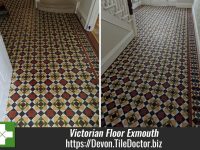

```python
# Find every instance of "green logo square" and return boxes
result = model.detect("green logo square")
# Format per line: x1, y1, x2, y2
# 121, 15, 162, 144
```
0, 122, 15, 148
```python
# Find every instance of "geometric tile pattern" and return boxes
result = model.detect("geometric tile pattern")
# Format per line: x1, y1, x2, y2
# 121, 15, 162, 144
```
187, 10, 200, 127
101, 6, 200, 127
0, 0, 99, 127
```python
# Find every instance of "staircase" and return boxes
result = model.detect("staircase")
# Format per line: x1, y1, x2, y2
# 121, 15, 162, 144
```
36, 0, 77, 13
101, 0, 137, 73
102, 0, 137, 34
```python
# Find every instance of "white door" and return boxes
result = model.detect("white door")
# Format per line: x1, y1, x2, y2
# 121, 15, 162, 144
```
0, 35, 13, 121
76, 0, 99, 31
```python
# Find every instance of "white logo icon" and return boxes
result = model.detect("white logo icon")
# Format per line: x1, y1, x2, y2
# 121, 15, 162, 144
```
0, 124, 13, 145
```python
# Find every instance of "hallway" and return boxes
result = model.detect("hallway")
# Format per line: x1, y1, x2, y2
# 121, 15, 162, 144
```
101, 6, 200, 127
0, 0, 99, 127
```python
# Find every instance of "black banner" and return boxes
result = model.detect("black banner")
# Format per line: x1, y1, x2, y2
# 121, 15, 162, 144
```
1, 128, 199, 150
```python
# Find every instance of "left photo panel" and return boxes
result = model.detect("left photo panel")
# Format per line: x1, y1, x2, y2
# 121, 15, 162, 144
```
0, 0, 99, 127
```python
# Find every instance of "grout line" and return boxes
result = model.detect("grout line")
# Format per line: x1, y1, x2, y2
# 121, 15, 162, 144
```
74, 25, 100, 127
74, 28, 98, 80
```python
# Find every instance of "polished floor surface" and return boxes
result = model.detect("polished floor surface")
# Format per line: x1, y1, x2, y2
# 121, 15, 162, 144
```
101, 6, 200, 127
0, 0, 99, 127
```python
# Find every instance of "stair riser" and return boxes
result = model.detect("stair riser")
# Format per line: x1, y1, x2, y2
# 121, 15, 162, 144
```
37, 0, 77, 13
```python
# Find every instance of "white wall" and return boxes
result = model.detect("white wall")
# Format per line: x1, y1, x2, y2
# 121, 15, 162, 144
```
101, 20, 134, 73
177, 0, 193, 3
76, 0, 99, 31
0, 35, 13, 121
176, 0, 194, 7
102, 21, 129, 59
193, 0, 200, 65
77, 0, 92, 23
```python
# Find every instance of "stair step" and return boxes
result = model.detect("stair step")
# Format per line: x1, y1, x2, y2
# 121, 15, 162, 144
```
104, 4, 116, 10
40, 0, 76, 6
122, 14, 129, 19
128, 18, 133, 23
115, 10, 123, 15
102, 0, 133, 29
38, 3, 76, 13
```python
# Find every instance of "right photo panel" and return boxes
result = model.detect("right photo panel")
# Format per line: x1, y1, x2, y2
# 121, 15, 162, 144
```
101, 0, 200, 127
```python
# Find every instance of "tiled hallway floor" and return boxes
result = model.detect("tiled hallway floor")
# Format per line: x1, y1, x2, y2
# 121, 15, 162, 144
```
101, 6, 200, 127
0, 0, 99, 127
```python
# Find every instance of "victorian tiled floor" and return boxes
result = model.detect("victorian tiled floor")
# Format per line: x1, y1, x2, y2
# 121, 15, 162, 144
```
0, 0, 99, 127
101, 6, 200, 127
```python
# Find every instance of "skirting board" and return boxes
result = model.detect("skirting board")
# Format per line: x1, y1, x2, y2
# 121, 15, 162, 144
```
192, 6, 200, 67
132, 1, 142, 9
0, 76, 12, 121
102, 32, 134, 74
176, 3, 193, 8
38, 6, 75, 13
142, 2, 192, 8
148, 2, 169, 6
